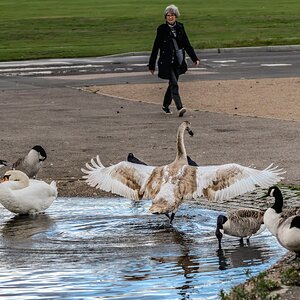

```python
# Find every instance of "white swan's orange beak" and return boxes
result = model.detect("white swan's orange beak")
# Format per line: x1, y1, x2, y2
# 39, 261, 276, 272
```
1, 175, 10, 182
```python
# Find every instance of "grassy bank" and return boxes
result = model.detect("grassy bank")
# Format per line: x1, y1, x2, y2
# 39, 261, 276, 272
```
0, 0, 299, 61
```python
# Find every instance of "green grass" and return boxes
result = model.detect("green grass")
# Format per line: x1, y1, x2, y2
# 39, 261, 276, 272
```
0, 0, 300, 61
220, 270, 281, 300
220, 259, 300, 299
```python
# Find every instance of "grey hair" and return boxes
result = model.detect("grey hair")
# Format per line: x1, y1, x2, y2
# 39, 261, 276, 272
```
164, 4, 180, 18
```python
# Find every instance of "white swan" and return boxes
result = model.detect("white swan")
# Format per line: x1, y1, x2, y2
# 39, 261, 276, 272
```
215, 208, 265, 248
82, 121, 285, 223
263, 186, 300, 257
12, 145, 47, 178
0, 170, 57, 215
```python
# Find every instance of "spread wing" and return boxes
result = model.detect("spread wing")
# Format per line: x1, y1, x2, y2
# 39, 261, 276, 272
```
81, 155, 155, 200
194, 163, 285, 201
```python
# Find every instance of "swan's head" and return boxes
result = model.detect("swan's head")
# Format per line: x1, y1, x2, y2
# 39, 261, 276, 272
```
1, 174, 10, 182
2, 170, 30, 187
183, 121, 193, 137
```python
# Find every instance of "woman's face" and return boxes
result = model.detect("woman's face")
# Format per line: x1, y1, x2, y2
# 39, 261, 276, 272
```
165, 13, 176, 25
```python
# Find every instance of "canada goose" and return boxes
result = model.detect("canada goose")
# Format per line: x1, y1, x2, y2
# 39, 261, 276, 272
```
127, 153, 198, 167
215, 208, 265, 249
0, 159, 8, 168
263, 186, 300, 257
82, 121, 284, 224
0, 170, 57, 215
12, 145, 47, 178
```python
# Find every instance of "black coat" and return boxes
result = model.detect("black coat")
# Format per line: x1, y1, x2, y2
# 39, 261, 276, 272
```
148, 22, 199, 80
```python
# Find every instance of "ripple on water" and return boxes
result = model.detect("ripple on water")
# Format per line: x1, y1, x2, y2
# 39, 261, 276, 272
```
0, 197, 287, 299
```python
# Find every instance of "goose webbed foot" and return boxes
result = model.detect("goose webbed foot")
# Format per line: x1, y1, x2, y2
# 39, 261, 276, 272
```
218, 241, 222, 250
239, 237, 244, 246
165, 212, 175, 224
169, 212, 175, 224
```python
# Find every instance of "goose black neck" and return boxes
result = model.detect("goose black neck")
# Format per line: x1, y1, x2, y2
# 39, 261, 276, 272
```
272, 189, 283, 214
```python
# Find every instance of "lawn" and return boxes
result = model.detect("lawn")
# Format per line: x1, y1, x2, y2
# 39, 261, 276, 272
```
0, 0, 299, 61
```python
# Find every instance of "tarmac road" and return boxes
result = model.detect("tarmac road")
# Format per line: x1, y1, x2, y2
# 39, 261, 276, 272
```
0, 45, 300, 87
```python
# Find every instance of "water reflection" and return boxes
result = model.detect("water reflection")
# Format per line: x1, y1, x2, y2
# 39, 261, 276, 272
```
0, 198, 287, 299
217, 244, 265, 270
1, 214, 55, 242
149, 226, 199, 299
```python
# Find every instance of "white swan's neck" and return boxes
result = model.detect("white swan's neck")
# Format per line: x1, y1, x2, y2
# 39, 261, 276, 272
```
175, 123, 188, 162
14, 174, 30, 189
4, 170, 30, 190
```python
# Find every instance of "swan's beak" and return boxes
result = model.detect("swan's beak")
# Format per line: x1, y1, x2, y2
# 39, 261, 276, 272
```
187, 129, 194, 137
1, 175, 10, 182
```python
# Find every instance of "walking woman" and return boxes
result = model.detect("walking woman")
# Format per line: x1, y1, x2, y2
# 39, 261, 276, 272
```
148, 4, 199, 117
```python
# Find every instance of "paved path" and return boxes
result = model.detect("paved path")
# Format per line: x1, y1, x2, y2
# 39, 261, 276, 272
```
0, 47, 299, 188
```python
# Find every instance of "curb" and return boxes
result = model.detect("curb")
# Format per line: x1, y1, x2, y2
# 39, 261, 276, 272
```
102, 45, 300, 58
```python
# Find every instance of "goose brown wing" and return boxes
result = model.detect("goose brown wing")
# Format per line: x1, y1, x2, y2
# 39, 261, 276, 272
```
81, 155, 155, 200
281, 207, 300, 219
194, 163, 285, 201
228, 209, 265, 232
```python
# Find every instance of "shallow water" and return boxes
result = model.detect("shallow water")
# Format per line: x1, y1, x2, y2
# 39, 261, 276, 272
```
0, 197, 286, 299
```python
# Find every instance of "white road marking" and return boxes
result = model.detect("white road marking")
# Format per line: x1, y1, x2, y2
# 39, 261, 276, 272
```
213, 60, 237, 63
260, 64, 291, 67
41, 70, 218, 80
0, 64, 104, 73
129, 63, 148, 67
0, 61, 71, 67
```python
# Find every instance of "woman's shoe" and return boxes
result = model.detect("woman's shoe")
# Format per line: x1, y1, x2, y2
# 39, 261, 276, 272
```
162, 107, 173, 114
178, 107, 186, 117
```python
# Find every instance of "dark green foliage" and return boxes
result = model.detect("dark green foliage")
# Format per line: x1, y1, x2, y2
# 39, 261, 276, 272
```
219, 270, 281, 299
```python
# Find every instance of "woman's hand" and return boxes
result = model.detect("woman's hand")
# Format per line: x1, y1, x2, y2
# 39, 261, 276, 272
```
149, 69, 155, 75
194, 60, 200, 66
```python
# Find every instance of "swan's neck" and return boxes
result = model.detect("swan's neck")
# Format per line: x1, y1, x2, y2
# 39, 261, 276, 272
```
175, 125, 187, 162
18, 177, 30, 189
9, 173, 30, 189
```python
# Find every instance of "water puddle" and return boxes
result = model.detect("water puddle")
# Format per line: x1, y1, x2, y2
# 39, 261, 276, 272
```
0, 197, 286, 299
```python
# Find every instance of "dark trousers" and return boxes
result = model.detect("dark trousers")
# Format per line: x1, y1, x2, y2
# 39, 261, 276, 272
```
163, 66, 183, 110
